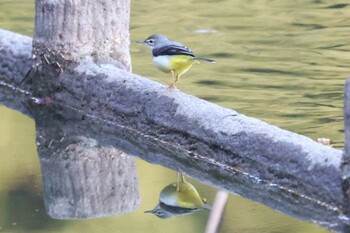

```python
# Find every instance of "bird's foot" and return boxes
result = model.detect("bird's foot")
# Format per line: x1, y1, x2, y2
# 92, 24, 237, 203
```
168, 83, 177, 90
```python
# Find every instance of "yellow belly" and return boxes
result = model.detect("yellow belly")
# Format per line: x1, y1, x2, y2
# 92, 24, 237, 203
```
170, 55, 198, 75
153, 55, 198, 76
159, 182, 205, 209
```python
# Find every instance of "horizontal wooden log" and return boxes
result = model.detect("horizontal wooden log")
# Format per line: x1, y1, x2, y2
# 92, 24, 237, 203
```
0, 29, 33, 117
0, 29, 32, 87
0, 29, 347, 231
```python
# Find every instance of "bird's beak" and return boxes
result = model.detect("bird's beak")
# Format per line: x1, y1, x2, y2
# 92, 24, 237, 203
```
135, 40, 145, 44
144, 209, 153, 213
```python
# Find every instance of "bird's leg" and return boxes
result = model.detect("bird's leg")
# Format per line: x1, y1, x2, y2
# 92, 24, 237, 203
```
168, 71, 178, 89
179, 173, 186, 183
174, 74, 180, 88
176, 173, 186, 192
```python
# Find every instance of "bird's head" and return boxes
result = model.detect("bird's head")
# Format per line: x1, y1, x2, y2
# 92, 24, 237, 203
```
136, 34, 168, 49
144, 203, 174, 219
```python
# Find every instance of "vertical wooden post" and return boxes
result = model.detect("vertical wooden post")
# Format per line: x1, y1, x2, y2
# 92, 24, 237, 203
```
31, 0, 139, 219
34, 0, 131, 70
344, 79, 350, 166
31, 0, 131, 97
342, 78, 350, 221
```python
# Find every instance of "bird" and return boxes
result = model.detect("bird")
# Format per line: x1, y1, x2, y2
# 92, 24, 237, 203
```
145, 173, 211, 218
136, 34, 215, 89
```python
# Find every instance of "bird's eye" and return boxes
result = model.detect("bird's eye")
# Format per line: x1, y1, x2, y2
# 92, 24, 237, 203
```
147, 39, 154, 44
156, 210, 162, 216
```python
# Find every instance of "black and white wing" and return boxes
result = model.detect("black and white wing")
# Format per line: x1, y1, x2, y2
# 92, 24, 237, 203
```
153, 44, 195, 57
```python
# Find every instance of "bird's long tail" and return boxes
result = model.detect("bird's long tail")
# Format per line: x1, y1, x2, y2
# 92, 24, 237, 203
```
203, 203, 212, 210
192, 57, 216, 63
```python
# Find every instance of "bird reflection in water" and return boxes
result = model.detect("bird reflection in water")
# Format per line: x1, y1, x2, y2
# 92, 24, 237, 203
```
145, 173, 211, 218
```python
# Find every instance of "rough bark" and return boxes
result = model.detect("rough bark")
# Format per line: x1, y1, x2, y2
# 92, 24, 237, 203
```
34, 0, 130, 70
10, 0, 140, 219
0, 29, 348, 231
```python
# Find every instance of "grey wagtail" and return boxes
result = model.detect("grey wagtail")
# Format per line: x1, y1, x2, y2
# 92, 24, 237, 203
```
136, 34, 215, 89
145, 173, 210, 218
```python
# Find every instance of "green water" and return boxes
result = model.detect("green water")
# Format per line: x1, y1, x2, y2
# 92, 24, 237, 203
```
1, 0, 349, 232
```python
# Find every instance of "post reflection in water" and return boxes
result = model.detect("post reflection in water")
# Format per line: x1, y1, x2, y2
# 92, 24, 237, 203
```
145, 173, 211, 218
26, 100, 140, 219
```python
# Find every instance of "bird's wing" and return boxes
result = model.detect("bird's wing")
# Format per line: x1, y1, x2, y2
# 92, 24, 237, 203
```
159, 202, 197, 214
153, 44, 195, 57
